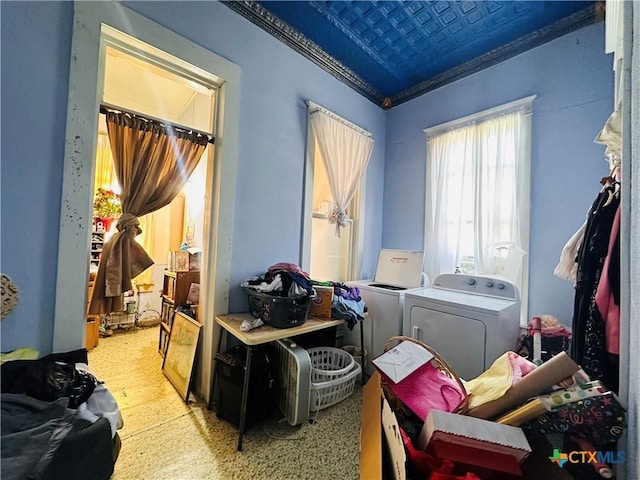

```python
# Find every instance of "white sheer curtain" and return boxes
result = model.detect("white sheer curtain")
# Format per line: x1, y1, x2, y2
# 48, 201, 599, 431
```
425, 103, 532, 317
309, 104, 374, 237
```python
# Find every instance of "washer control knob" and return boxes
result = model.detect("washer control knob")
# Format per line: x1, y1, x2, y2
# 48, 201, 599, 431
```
496, 283, 505, 290
467, 278, 476, 286
486, 281, 494, 288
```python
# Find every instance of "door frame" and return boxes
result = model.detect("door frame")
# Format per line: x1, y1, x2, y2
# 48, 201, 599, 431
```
54, 2, 240, 402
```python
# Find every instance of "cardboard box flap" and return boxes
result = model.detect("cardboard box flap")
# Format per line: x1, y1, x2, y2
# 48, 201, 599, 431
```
361, 371, 383, 480
381, 396, 406, 480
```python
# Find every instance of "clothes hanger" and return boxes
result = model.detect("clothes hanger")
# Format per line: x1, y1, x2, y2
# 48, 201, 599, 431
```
602, 162, 621, 207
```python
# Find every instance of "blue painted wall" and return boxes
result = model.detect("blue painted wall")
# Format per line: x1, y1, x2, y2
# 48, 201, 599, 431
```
0, 2, 74, 353
0, 2, 612, 353
0, 1, 385, 353
383, 22, 613, 325
123, 1, 387, 313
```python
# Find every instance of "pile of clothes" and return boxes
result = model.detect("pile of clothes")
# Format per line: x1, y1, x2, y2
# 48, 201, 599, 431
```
241, 263, 367, 331
241, 262, 316, 298
326, 282, 366, 330
240, 263, 316, 331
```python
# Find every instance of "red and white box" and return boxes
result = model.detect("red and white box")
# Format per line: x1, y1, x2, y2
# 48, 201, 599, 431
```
418, 410, 532, 477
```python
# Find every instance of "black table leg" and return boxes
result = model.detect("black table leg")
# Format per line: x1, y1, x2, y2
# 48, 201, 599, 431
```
208, 327, 225, 410
360, 319, 366, 385
237, 345, 253, 451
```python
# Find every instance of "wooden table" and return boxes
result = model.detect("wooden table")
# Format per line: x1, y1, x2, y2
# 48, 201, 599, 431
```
211, 313, 345, 451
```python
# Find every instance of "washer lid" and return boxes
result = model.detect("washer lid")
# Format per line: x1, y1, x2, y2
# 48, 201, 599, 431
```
407, 287, 518, 315
374, 249, 424, 289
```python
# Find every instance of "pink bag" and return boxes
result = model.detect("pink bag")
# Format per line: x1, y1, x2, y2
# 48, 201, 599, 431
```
379, 337, 469, 421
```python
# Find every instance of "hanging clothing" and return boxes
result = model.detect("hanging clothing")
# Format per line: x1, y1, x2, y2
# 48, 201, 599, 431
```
571, 184, 619, 388
595, 206, 621, 355
554, 217, 587, 283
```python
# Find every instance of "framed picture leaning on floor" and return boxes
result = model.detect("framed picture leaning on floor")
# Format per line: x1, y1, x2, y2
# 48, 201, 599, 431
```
162, 311, 202, 402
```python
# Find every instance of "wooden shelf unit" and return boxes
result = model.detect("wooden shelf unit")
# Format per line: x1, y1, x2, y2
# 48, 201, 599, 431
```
86, 276, 99, 351
159, 270, 199, 357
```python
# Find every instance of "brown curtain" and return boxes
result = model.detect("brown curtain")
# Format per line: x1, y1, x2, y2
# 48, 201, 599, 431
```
89, 111, 208, 314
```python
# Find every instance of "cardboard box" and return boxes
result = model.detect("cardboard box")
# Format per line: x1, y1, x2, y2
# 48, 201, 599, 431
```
360, 371, 402, 480
360, 371, 572, 480
310, 286, 333, 318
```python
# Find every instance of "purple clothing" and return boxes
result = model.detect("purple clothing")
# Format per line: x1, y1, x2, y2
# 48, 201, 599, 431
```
267, 262, 310, 279
332, 283, 361, 302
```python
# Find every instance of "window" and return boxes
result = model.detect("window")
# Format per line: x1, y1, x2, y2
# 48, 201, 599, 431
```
424, 96, 534, 325
309, 141, 355, 281
301, 102, 373, 282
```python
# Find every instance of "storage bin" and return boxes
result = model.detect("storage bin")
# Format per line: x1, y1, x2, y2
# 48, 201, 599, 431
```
215, 344, 277, 431
244, 288, 312, 329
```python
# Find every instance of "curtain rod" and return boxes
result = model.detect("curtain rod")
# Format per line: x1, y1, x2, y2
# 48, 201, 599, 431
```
307, 100, 373, 138
423, 95, 537, 139
99, 103, 215, 145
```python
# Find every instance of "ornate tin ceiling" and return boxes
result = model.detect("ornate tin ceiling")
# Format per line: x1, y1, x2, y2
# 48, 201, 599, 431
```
225, 1, 598, 109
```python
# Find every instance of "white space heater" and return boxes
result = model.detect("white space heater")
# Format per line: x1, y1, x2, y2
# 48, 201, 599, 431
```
274, 339, 311, 426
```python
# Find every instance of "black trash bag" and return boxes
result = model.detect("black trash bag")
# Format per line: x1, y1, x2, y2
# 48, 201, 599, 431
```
516, 334, 570, 363
1, 360, 98, 408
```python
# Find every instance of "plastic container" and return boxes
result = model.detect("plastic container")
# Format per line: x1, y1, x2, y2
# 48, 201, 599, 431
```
310, 361, 361, 412
244, 288, 312, 329
307, 346, 355, 382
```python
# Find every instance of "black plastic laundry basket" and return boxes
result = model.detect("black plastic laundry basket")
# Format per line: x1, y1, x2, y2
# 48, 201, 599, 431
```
244, 288, 312, 329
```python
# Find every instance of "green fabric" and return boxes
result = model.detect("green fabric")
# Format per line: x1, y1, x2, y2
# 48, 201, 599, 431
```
1, 347, 39, 364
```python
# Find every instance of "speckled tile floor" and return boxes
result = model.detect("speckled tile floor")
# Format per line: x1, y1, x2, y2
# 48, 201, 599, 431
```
88, 326, 362, 479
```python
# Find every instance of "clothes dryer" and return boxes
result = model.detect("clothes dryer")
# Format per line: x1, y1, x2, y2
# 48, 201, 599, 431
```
344, 249, 426, 376
403, 274, 521, 380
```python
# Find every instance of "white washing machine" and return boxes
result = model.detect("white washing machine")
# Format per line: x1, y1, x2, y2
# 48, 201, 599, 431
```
344, 249, 426, 376
403, 273, 521, 381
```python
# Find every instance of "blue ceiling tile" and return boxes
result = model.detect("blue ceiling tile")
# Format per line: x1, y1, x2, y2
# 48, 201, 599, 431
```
433, 2, 452, 15
414, 10, 433, 25
441, 11, 459, 25
465, 10, 483, 25
460, 1, 478, 15
425, 20, 442, 35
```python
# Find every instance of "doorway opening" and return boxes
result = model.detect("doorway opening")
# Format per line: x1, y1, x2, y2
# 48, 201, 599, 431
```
86, 27, 217, 397
57, 2, 241, 405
